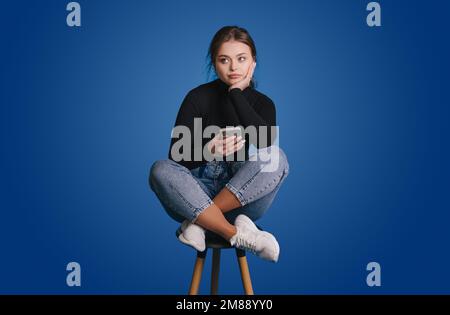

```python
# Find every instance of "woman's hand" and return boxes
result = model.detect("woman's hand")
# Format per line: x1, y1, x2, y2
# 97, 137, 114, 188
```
228, 62, 256, 92
207, 133, 246, 158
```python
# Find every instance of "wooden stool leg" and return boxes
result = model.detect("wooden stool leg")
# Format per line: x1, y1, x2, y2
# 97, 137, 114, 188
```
235, 248, 254, 295
211, 248, 221, 295
188, 250, 207, 295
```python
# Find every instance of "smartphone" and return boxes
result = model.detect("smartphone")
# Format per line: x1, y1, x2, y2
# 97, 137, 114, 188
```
219, 126, 243, 139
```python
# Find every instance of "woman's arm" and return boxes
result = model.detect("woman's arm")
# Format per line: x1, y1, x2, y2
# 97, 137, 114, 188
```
227, 89, 277, 148
168, 91, 206, 167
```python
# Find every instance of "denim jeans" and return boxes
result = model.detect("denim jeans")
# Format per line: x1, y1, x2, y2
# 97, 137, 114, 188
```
149, 146, 289, 224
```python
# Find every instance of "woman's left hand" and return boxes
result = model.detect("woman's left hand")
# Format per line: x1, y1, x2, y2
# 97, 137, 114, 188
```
228, 62, 256, 91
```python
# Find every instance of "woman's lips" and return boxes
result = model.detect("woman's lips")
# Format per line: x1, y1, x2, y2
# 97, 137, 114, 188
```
228, 74, 242, 79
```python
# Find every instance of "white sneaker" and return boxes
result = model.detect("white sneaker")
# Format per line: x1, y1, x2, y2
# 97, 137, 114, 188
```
178, 220, 206, 252
230, 214, 280, 262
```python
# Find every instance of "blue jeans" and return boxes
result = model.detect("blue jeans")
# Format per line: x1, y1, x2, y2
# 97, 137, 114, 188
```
149, 146, 289, 224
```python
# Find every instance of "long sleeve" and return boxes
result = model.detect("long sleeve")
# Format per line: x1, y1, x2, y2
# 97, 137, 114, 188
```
228, 88, 277, 148
168, 91, 209, 169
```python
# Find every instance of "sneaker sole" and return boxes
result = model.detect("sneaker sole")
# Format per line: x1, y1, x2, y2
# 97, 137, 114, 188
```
261, 231, 280, 262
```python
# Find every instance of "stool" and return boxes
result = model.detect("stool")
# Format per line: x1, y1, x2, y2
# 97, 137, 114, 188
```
175, 228, 254, 295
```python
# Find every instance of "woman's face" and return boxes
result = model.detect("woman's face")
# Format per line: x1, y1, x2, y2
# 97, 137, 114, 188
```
214, 40, 254, 86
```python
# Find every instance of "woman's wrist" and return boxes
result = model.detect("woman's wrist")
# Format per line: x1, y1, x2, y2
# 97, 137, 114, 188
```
228, 86, 242, 92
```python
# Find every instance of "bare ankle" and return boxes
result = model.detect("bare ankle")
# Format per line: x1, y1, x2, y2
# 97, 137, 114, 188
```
223, 225, 237, 241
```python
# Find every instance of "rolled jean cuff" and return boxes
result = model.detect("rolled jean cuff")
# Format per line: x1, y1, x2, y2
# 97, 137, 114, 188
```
225, 182, 247, 207
191, 199, 214, 223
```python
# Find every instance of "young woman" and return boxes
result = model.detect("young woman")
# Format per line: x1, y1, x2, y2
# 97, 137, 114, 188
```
149, 26, 289, 262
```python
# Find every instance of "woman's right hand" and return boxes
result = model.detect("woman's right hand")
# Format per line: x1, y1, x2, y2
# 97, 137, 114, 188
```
207, 133, 246, 158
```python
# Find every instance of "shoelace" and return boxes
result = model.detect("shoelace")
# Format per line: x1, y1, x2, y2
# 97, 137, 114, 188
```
235, 233, 257, 254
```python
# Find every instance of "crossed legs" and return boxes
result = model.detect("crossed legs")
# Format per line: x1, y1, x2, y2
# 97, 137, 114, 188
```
194, 187, 242, 241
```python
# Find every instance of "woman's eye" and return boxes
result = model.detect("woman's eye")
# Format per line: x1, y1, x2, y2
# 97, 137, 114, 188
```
219, 58, 228, 64
238, 57, 246, 62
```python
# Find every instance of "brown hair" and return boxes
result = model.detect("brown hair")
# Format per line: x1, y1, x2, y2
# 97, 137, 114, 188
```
207, 26, 257, 87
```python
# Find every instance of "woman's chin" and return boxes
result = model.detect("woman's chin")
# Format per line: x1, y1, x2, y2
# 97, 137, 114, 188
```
219, 77, 239, 86
226, 78, 240, 85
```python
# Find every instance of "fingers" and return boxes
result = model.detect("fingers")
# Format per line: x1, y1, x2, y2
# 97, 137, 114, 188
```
222, 136, 238, 151
224, 137, 246, 156
215, 136, 236, 154
245, 63, 252, 79
244, 62, 256, 87
249, 62, 256, 81
209, 136, 230, 156
234, 138, 245, 151
212, 135, 246, 157
231, 138, 246, 155
222, 135, 237, 146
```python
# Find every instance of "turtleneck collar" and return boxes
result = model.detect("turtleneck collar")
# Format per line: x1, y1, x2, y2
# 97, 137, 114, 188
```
216, 78, 229, 92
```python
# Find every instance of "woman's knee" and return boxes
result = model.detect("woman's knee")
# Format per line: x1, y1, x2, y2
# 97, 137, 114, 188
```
255, 145, 289, 176
149, 159, 193, 190
277, 147, 289, 177
149, 159, 175, 190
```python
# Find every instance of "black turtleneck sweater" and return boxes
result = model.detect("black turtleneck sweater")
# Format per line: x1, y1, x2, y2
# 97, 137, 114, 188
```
168, 79, 277, 170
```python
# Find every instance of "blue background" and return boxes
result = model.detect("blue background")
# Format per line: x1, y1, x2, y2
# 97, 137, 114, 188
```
1, 0, 449, 294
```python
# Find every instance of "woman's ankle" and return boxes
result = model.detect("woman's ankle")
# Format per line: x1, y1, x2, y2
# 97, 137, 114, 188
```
223, 225, 238, 241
